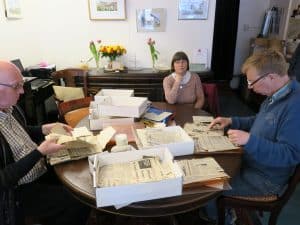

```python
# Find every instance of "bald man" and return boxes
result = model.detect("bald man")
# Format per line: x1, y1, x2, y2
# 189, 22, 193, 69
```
0, 61, 90, 225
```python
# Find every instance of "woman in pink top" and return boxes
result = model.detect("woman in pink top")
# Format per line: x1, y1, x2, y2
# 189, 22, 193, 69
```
163, 51, 205, 109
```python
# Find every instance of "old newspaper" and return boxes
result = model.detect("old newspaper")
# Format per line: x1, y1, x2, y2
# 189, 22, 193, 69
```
176, 157, 229, 185
96, 157, 175, 187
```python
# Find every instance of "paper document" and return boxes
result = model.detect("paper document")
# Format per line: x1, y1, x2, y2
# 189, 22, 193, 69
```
193, 116, 214, 123
176, 157, 229, 185
194, 136, 239, 152
96, 157, 175, 187
46, 124, 116, 165
184, 123, 224, 137
135, 128, 184, 148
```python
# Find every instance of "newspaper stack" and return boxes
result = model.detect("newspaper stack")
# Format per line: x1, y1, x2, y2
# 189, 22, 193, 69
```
184, 116, 238, 152
176, 157, 230, 188
46, 124, 115, 165
96, 156, 175, 187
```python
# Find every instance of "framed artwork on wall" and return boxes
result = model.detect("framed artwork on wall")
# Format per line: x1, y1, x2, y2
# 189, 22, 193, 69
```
136, 8, 166, 32
178, 0, 209, 20
4, 0, 22, 19
88, 0, 126, 20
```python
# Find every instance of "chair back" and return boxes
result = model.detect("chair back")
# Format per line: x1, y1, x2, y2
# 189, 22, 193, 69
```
51, 68, 88, 96
58, 96, 93, 128
202, 83, 220, 116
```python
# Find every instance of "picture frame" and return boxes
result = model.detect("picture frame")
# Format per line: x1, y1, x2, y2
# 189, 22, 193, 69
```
4, 0, 22, 19
136, 8, 166, 32
88, 0, 126, 20
178, 0, 209, 20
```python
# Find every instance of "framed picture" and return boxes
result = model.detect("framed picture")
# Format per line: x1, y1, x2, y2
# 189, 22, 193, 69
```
136, 8, 166, 32
178, 0, 209, 20
88, 0, 126, 20
4, 0, 22, 19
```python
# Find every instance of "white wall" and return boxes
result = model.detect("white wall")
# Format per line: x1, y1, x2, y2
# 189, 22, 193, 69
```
233, 0, 270, 75
0, 0, 216, 70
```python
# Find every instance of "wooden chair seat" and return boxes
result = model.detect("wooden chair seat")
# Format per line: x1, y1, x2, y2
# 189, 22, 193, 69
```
232, 195, 277, 202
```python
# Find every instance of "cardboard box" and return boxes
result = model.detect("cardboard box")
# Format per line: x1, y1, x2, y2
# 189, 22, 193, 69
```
91, 147, 183, 207
95, 89, 134, 101
89, 116, 134, 131
95, 96, 149, 118
135, 126, 194, 157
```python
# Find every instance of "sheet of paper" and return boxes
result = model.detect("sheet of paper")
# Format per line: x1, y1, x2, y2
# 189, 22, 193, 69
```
97, 126, 116, 149
176, 157, 229, 185
194, 135, 239, 152
50, 123, 69, 135
96, 157, 175, 187
136, 128, 183, 148
71, 127, 93, 138
184, 123, 223, 137
192, 116, 214, 123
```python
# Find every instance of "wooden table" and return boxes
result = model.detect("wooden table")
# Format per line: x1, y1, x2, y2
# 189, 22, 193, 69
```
54, 102, 242, 219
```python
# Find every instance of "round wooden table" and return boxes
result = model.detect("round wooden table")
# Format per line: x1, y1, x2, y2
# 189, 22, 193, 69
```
54, 102, 242, 218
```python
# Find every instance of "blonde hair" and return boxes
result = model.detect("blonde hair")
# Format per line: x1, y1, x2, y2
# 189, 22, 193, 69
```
241, 49, 288, 77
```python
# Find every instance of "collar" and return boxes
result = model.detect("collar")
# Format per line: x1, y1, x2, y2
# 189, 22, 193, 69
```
171, 71, 191, 85
269, 80, 295, 104
0, 107, 13, 122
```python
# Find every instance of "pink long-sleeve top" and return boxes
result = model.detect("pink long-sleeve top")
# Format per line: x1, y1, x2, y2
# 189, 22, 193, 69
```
163, 72, 204, 104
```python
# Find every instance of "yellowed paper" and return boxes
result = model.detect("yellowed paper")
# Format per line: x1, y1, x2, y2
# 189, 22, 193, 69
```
96, 157, 175, 187
194, 136, 239, 152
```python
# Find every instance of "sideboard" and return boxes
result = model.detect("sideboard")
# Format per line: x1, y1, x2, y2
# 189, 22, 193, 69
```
78, 68, 213, 102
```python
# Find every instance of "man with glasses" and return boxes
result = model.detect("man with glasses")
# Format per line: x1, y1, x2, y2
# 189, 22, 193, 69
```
203, 49, 300, 224
0, 61, 90, 225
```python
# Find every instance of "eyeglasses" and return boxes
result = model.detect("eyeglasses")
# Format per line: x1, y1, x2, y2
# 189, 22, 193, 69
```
247, 73, 270, 87
0, 81, 24, 90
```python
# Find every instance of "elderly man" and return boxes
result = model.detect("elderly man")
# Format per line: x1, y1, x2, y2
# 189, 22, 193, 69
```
204, 49, 300, 224
0, 61, 90, 225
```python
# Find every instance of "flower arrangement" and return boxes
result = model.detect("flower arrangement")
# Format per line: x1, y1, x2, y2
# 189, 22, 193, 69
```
99, 45, 127, 62
89, 40, 101, 69
147, 38, 159, 70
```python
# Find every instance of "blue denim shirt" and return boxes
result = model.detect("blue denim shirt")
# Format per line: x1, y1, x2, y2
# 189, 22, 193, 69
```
231, 80, 300, 186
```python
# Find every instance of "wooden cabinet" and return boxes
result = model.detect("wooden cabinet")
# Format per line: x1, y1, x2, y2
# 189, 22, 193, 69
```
78, 68, 213, 102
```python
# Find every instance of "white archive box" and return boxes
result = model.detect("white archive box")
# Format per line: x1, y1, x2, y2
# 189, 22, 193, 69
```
134, 126, 194, 157
89, 116, 134, 131
96, 96, 149, 118
95, 89, 134, 101
90, 147, 183, 207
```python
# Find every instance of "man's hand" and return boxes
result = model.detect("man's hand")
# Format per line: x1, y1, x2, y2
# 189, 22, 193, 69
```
42, 122, 73, 135
208, 117, 232, 130
227, 129, 250, 146
37, 139, 64, 155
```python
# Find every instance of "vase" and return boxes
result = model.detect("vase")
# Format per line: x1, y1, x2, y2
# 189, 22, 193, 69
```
107, 60, 113, 70
95, 59, 100, 71
151, 59, 156, 72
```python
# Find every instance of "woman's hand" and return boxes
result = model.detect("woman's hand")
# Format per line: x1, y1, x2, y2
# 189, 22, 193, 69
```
42, 122, 73, 135
227, 129, 250, 146
208, 117, 232, 129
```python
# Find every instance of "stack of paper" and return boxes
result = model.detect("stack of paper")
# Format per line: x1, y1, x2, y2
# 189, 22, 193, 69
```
183, 116, 238, 153
90, 147, 183, 207
46, 124, 115, 165
176, 157, 230, 189
134, 126, 194, 156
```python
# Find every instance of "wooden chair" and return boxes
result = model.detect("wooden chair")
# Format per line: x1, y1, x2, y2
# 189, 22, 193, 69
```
58, 96, 93, 128
202, 83, 220, 117
51, 68, 88, 96
217, 164, 300, 225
